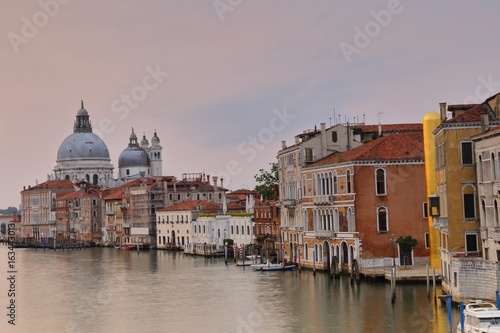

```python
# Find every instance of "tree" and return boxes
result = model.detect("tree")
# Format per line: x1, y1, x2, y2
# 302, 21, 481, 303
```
396, 236, 417, 254
254, 162, 278, 200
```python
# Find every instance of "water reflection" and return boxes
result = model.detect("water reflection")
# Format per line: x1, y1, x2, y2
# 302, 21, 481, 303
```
0, 247, 457, 333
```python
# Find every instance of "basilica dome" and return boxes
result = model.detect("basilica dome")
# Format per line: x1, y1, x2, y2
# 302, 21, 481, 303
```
53, 102, 114, 186
57, 132, 110, 161
118, 128, 151, 168
56, 102, 110, 161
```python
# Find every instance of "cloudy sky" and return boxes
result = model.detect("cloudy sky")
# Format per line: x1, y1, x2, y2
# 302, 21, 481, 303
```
1, 0, 499, 208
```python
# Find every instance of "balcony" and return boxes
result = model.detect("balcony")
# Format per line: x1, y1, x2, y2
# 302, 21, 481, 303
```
432, 217, 448, 231
313, 195, 334, 206
122, 222, 130, 228
106, 210, 115, 215
493, 231, 500, 242
314, 230, 334, 239
282, 199, 296, 208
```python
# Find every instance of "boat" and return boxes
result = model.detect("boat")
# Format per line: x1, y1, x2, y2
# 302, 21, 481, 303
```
457, 300, 500, 332
235, 255, 261, 266
120, 246, 134, 251
253, 261, 296, 271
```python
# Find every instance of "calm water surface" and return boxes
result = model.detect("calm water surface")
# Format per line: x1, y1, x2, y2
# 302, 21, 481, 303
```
0, 246, 458, 333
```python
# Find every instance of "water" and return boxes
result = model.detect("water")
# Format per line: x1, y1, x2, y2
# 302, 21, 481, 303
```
0, 246, 458, 333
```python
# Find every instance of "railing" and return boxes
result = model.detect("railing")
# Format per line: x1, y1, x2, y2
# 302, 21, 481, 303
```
493, 231, 500, 242
283, 199, 296, 208
314, 230, 334, 238
122, 222, 130, 228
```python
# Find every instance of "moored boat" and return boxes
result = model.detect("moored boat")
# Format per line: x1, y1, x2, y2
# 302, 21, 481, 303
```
457, 300, 500, 332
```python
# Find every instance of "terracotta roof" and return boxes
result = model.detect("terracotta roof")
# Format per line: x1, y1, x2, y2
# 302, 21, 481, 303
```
354, 123, 422, 133
445, 103, 488, 123
58, 190, 87, 200
23, 179, 74, 191
310, 131, 423, 166
103, 189, 123, 200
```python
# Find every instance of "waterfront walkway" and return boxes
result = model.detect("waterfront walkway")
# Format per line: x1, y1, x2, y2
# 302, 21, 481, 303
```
360, 264, 441, 283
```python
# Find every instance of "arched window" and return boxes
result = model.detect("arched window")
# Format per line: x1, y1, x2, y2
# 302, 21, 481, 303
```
333, 173, 338, 194
478, 156, 484, 182
305, 243, 309, 260
375, 168, 386, 195
93, 174, 98, 185
346, 170, 352, 193
495, 200, 499, 227
377, 206, 388, 232
492, 153, 497, 180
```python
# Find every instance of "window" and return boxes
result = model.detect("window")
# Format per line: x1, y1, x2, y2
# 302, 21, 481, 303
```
423, 202, 428, 219
333, 174, 338, 194
332, 131, 338, 143
304, 148, 314, 163
346, 170, 351, 193
231, 225, 234, 234
305, 244, 309, 260
93, 174, 98, 185
478, 156, 484, 182
236, 226, 239, 234
463, 193, 475, 219
126, 169, 130, 176
376, 168, 386, 195
461, 141, 473, 165
424, 233, 429, 249
495, 200, 499, 227
465, 233, 478, 252
492, 153, 497, 180
377, 206, 388, 232
247, 226, 250, 235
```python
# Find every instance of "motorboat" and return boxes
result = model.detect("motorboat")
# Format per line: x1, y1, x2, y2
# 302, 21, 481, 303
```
457, 300, 500, 332
253, 260, 296, 271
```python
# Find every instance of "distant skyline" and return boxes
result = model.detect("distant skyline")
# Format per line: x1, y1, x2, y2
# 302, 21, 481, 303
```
1, 1, 500, 207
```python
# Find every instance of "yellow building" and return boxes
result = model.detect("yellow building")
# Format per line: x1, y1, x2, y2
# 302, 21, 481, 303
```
432, 93, 500, 299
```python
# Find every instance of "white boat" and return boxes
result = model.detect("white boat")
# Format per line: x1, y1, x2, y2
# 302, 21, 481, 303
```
252, 260, 296, 271
457, 300, 500, 332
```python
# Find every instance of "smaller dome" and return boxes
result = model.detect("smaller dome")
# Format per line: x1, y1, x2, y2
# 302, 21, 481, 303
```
77, 100, 88, 116
151, 131, 160, 147
118, 146, 151, 168
130, 128, 137, 141
141, 134, 149, 148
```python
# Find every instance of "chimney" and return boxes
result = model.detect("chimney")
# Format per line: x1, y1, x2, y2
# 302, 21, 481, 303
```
295, 136, 300, 144
220, 178, 224, 189
378, 124, 382, 137
281, 140, 287, 149
320, 123, 327, 157
212, 176, 218, 189
481, 110, 490, 132
173, 176, 177, 192
439, 102, 447, 122
206, 175, 210, 184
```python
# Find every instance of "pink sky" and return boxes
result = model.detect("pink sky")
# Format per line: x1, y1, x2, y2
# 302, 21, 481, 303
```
1, 0, 500, 208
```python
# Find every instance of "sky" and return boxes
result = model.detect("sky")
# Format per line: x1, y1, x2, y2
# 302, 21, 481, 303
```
1, 0, 500, 208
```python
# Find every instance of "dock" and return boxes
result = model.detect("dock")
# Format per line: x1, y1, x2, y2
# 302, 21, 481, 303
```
360, 264, 441, 283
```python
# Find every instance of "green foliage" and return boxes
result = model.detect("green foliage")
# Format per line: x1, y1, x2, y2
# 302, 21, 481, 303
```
0, 207, 18, 215
254, 162, 278, 200
230, 213, 253, 217
396, 236, 418, 253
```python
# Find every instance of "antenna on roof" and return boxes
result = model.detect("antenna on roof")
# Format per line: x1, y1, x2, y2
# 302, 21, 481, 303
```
333, 107, 336, 125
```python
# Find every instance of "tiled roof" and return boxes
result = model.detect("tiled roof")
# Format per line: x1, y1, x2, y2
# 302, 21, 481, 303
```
103, 189, 123, 200
310, 131, 423, 167
354, 123, 422, 133
445, 103, 488, 123
23, 179, 74, 191
58, 190, 87, 200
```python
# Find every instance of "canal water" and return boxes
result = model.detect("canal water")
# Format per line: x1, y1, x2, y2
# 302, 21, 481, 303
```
0, 246, 458, 333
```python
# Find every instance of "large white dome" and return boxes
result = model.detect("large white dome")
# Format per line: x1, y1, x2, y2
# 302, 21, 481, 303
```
57, 132, 110, 161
